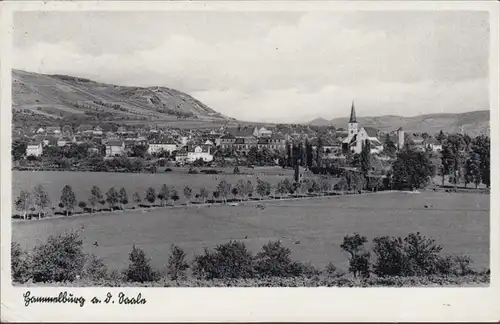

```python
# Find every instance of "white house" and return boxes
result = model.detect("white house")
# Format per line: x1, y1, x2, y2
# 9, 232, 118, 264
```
176, 145, 213, 163
26, 142, 43, 157
105, 140, 125, 157
253, 126, 273, 138
147, 142, 177, 155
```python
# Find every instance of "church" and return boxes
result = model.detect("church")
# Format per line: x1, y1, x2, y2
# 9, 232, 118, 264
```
341, 102, 384, 154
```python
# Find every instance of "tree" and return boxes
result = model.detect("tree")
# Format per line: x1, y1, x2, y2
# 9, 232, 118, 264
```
183, 186, 193, 204
231, 187, 239, 200
123, 244, 158, 283
436, 130, 446, 145
166, 245, 189, 281
145, 187, 156, 206
471, 135, 490, 188
31, 231, 86, 283
105, 187, 119, 211
233, 165, 240, 175
247, 147, 259, 166
315, 135, 323, 167
133, 192, 142, 205
12, 139, 27, 161
32, 185, 50, 219
130, 144, 149, 158
245, 180, 254, 199
392, 147, 433, 190
360, 139, 371, 180
276, 180, 289, 199
119, 188, 128, 210
60, 185, 76, 216
464, 152, 482, 189
15, 190, 33, 220
256, 179, 271, 199
340, 233, 370, 278
318, 175, 330, 194
170, 189, 180, 204
383, 134, 397, 157
217, 180, 231, 203
199, 187, 209, 204
88, 185, 103, 213
441, 134, 467, 189
236, 179, 247, 201
78, 201, 87, 213
158, 184, 170, 206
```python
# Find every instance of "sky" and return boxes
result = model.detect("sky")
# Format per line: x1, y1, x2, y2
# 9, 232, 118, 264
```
13, 11, 489, 123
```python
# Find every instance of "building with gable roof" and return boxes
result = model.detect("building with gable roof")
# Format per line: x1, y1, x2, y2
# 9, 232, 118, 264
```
342, 102, 384, 154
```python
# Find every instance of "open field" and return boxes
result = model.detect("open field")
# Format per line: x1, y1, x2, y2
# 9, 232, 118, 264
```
12, 191, 490, 272
12, 169, 301, 207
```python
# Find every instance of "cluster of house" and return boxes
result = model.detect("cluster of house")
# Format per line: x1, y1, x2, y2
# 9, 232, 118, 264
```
20, 103, 444, 163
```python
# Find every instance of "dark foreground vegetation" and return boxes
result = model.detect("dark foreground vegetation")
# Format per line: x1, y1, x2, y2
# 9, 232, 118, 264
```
12, 231, 489, 287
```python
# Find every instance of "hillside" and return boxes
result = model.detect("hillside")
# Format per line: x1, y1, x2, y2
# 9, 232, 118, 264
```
309, 111, 490, 136
12, 69, 234, 126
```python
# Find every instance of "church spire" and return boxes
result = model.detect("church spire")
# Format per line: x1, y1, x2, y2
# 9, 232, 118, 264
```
349, 101, 357, 123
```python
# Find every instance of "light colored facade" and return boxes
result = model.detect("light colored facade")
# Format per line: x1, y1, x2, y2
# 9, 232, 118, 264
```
176, 145, 213, 163
105, 140, 125, 157
147, 142, 177, 155
26, 142, 43, 157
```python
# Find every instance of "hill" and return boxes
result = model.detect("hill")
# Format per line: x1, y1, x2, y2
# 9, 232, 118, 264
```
12, 69, 235, 127
309, 111, 489, 136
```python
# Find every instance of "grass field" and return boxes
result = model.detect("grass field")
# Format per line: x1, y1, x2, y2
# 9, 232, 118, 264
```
12, 191, 490, 273
12, 169, 300, 208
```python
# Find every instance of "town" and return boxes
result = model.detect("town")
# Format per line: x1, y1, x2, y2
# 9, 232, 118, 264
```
14, 103, 448, 175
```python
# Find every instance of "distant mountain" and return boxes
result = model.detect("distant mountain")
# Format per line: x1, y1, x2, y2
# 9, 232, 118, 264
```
12, 69, 233, 124
308, 117, 332, 126
309, 110, 489, 136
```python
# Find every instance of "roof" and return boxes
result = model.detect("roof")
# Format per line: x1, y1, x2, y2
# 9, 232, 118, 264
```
363, 127, 379, 138
187, 145, 211, 153
257, 138, 269, 145
349, 101, 357, 123
27, 142, 42, 146
106, 140, 124, 146
221, 133, 235, 140
234, 138, 245, 144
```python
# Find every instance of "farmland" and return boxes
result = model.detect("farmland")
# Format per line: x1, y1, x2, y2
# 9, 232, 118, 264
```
12, 190, 490, 273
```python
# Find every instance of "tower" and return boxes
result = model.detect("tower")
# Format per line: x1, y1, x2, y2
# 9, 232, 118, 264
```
397, 127, 405, 150
348, 101, 358, 138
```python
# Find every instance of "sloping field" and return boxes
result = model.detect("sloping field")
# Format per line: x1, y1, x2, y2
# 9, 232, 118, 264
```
12, 191, 489, 273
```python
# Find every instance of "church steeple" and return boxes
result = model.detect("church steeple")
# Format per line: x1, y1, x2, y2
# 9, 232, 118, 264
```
349, 101, 357, 123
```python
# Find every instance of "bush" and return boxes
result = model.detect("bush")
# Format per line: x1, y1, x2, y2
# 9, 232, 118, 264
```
31, 231, 86, 283
84, 254, 108, 281
372, 236, 407, 276
372, 232, 455, 277
403, 232, 443, 276
166, 245, 189, 280
192, 241, 254, 280
11, 242, 31, 283
254, 240, 294, 278
123, 245, 159, 283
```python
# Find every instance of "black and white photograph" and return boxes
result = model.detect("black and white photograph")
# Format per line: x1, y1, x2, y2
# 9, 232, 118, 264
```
1, 0, 499, 322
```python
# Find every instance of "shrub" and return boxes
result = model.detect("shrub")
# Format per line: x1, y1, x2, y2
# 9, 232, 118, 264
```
324, 262, 338, 278
340, 233, 370, 278
84, 254, 108, 281
403, 232, 443, 276
373, 233, 450, 277
192, 241, 254, 280
31, 231, 86, 283
166, 245, 190, 280
372, 236, 407, 276
123, 245, 159, 283
254, 240, 294, 278
11, 242, 31, 283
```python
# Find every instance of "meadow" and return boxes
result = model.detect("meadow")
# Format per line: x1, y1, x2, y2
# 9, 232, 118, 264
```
12, 169, 298, 207
12, 191, 490, 273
